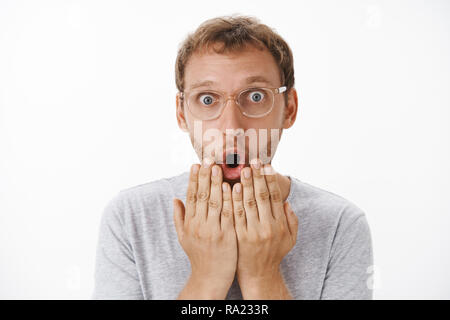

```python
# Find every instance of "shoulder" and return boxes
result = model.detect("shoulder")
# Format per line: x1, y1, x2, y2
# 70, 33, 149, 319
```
119, 171, 189, 201
287, 176, 369, 238
102, 171, 190, 223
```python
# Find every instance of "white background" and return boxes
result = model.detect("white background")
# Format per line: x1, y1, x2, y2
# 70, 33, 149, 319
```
0, 0, 449, 299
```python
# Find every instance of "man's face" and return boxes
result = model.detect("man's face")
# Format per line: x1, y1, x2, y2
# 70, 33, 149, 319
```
176, 43, 297, 184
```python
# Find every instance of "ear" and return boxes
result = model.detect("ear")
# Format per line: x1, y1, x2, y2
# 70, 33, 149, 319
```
176, 92, 189, 132
282, 88, 299, 129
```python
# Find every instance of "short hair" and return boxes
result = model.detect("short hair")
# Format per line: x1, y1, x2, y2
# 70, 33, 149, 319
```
175, 14, 295, 106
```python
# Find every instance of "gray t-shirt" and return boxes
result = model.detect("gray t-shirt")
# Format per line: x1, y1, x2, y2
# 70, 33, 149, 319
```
92, 171, 374, 299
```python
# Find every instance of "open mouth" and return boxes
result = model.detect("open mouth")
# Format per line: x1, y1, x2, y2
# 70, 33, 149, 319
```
226, 153, 240, 168
221, 149, 246, 181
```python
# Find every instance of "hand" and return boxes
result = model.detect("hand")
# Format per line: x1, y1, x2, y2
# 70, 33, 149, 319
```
173, 160, 237, 299
232, 161, 299, 298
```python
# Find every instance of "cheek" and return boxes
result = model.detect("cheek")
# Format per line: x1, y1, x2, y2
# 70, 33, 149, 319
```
271, 105, 286, 127
184, 108, 194, 127
249, 114, 284, 131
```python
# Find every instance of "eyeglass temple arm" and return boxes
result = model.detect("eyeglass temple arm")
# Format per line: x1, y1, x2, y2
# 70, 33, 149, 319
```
276, 86, 287, 94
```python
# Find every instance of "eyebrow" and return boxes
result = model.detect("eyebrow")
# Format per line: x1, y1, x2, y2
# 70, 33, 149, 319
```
189, 76, 274, 90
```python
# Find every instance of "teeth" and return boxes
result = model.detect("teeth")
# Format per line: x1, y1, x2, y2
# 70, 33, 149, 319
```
226, 153, 240, 168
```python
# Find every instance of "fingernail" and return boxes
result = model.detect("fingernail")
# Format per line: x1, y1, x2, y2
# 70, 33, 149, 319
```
235, 183, 241, 193
250, 159, 260, 169
222, 183, 228, 192
212, 166, 218, 176
244, 168, 251, 179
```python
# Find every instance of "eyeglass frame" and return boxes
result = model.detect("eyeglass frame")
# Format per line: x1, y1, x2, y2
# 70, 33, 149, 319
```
179, 85, 287, 120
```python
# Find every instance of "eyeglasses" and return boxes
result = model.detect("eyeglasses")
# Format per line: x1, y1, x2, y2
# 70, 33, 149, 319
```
180, 86, 287, 120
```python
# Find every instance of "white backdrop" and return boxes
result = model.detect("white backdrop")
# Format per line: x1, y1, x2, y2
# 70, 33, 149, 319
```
0, 0, 449, 299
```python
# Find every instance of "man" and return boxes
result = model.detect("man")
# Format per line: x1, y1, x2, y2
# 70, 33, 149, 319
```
93, 15, 374, 300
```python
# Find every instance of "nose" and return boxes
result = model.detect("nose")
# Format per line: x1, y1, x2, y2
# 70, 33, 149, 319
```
217, 97, 244, 132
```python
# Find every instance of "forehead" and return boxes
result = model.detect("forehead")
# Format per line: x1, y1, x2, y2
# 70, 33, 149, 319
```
184, 44, 281, 91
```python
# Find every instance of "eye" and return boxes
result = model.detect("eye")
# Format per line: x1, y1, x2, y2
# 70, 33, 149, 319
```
249, 90, 265, 103
198, 94, 216, 106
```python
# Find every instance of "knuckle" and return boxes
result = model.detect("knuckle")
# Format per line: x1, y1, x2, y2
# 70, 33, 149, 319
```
195, 229, 209, 240
197, 191, 209, 202
235, 207, 245, 217
222, 208, 232, 217
248, 233, 260, 244
193, 230, 202, 239
256, 190, 270, 201
187, 191, 197, 203
208, 199, 219, 209
199, 169, 210, 178
213, 232, 224, 242
270, 190, 282, 202
261, 229, 273, 240
245, 198, 257, 208
278, 224, 287, 235
211, 177, 221, 186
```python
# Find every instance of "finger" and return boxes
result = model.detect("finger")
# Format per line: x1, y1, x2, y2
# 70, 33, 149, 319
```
186, 164, 200, 221
241, 167, 259, 227
284, 202, 299, 240
232, 182, 247, 234
196, 158, 213, 222
250, 159, 273, 225
264, 164, 285, 221
173, 198, 185, 239
221, 182, 234, 231
207, 164, 223, 228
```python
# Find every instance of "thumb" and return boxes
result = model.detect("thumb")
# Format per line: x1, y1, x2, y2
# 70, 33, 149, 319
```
173, 198, 185, 238
284, 202, 299, 240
